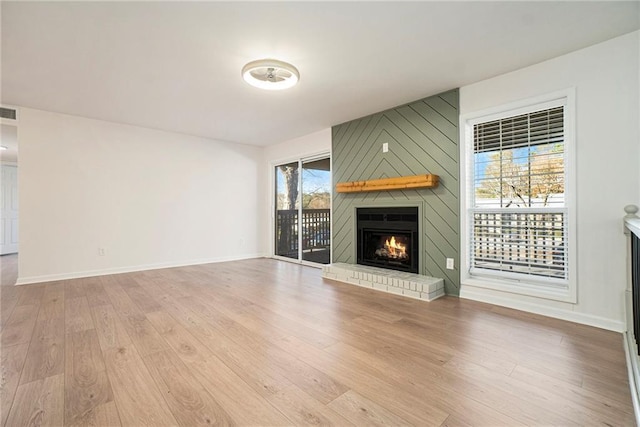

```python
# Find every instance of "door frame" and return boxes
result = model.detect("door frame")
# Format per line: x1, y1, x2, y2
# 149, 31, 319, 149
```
270, 151, 332, 267
1, 110, 19, 257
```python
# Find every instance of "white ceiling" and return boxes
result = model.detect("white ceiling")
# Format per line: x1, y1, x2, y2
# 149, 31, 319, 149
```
2, 1, 638, 146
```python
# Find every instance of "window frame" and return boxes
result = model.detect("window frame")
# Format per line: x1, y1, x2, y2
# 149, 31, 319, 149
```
460, 89, 577, 303
271, 151, 333, 267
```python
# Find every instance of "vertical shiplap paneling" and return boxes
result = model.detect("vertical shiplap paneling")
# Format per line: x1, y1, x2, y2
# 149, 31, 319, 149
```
332, 89, 460, 295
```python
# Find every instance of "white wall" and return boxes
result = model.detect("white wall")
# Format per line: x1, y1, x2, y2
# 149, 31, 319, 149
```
17, 108, 266, 284
459, 31, 640, 331
264, 128, 331, 164
262, 128, 331, 258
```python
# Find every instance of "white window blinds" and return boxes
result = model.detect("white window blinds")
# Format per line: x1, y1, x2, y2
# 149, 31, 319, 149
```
470, 106, 568, 283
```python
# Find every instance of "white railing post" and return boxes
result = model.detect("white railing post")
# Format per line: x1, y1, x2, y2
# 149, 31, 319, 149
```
624, 204, 639, 235
623, 204, 640, 426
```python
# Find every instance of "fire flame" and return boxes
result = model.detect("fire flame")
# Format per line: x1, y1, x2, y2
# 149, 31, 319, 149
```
384, 236, 406, 257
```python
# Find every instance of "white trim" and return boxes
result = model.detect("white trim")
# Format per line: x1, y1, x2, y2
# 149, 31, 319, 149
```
623, 330, 640, 426
268, 149, 331, 173
462, 276, 574, 303
461, 88, 575, 124
330, 154, 334, 264
459, 88, 577, 303
460, 285, 625, 332
271, 255, 323, 269
14, 253, 267, 285
626, 217, 640, 238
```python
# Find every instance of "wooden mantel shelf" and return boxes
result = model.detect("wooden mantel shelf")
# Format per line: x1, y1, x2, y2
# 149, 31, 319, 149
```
336, 174, 439, 193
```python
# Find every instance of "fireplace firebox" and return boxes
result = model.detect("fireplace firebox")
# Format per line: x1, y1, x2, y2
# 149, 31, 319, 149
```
356, 206, 419, 274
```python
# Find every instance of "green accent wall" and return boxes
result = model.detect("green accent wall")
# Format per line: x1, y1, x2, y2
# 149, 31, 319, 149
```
332, 89, 460, 295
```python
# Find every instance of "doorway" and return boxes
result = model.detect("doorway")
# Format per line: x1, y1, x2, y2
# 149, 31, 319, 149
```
1, 124, 18, 255
274, 155, 331, 265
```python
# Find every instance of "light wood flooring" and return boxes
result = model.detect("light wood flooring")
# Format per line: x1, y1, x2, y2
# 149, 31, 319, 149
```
0, 254, 635, 426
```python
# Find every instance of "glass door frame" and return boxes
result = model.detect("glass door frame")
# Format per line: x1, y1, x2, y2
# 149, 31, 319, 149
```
272, 152, 331, 267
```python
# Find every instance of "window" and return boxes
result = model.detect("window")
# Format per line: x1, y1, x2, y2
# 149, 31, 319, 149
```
461, 92, 575, 301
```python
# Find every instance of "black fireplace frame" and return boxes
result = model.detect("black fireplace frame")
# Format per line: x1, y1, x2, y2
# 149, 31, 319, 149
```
356, 206, 420, 274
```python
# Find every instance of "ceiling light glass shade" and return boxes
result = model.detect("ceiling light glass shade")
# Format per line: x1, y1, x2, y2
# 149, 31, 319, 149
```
242, 59, 299, 91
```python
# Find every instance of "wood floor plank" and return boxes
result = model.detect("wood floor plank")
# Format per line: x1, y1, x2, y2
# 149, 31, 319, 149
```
102, 283, 143, 319
103, 344, 178, 426
0, 343, 29, 427
200, 318, 348, 404
154, 294, 206, 330
65, 296, 95, 333
187, 285, 339, 350
4, 303, 38, 325
20, 316, 65, 384
16, 284, 45, 307
442, 356, 582, 426
181, 319, 352, 426
0, 289, 21, 327
173, 295, 350, 405
582, 372, 636, 406
121, 315, 168, 357
392, 317, 516, 376
319, 338, 524, 427
123, 285, 162, 314
90, 304, 132, 352
510, 364, 635, 425
1, 304, 39, 347
328, 389, 411, 426
85, 284, 112, 308
65, 329, 114, 424
147, 311, 290, 425
278, 334, 493, 427
0, 255, 21, 341
66, 401, 122, 427
129, 275, 166, 299
261, 382, 354, 426
142, 349, 233, 426
37, 283, 65, 322
439, 414, 474, 427
104, 284, 169, 356
65, 280, 89, 299
5, 373, 64, 427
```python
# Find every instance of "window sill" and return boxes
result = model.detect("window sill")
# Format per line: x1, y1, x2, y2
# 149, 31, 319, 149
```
462, 276, 577, 303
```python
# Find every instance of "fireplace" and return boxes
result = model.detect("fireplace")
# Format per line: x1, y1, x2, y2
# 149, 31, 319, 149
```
356, 206, 419, 274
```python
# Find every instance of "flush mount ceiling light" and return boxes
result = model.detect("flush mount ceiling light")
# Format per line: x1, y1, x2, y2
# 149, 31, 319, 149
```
242, 59, 299, 91
0, 146, 7, 150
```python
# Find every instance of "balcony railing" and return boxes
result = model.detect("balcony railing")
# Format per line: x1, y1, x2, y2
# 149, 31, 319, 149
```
471, 209, 567, 280
623, 204, 640, 424
275, 209, 330, 257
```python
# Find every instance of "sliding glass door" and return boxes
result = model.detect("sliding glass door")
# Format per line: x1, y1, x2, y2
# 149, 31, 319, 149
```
275, 161, 300, 260
274, 156, 331, 264
301, 158, 331, 263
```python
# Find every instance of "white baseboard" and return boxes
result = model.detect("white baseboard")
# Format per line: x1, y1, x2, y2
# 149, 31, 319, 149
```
461, 286, 625, 332
624, 331, 640, 426
14, 253, 267, 285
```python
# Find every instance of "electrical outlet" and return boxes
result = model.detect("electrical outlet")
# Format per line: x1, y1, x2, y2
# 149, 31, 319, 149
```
446, 258, 454, 270
382, 142, 389, 153
98, 247, 106, 256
